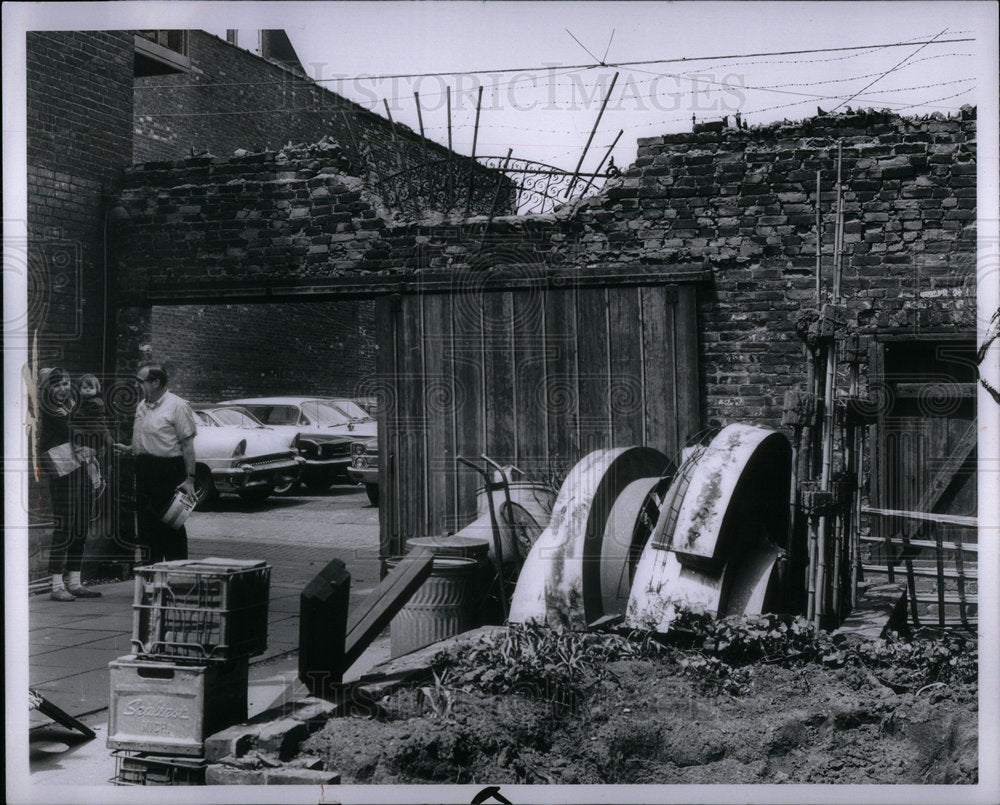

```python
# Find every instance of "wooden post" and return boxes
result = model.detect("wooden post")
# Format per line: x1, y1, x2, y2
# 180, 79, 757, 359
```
565, 71, 619, 199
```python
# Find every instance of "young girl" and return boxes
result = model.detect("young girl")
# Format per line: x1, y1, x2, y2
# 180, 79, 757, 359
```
73, 374, 114, 495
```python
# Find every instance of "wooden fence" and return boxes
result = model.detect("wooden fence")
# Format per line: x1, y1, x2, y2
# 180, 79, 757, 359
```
375, 273, 703, 557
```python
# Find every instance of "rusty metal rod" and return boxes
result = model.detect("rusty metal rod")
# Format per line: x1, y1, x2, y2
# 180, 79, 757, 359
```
447, 86, 454, 211
565, 71, 619, 198
579, 128, 623, 197
466, 85, 484, 214
382, 98, 398, 142
815, 170, 822, 305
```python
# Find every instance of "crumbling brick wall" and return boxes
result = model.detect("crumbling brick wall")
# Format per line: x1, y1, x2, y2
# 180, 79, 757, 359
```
133, 31, 512, 216
116, 109, 976, 428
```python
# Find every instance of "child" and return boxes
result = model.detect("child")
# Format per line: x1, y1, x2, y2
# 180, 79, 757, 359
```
73, 374, 114, 495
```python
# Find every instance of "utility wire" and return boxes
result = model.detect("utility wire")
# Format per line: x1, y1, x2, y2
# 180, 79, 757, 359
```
830, 28, 950, 112
304, 37, 973, 83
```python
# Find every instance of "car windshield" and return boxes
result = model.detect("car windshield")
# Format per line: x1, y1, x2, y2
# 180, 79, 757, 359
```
301, 400, 351, 426
211, 408, 265, 428
325, 399, 371, 420
240, 405, 300, 426
194, 410, 216, 427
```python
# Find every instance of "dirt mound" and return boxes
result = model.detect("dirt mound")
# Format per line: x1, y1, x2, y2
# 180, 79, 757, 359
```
303, 655, 977, 784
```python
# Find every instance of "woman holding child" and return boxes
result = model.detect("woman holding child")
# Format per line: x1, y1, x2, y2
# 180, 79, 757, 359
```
37, 368, 105, 601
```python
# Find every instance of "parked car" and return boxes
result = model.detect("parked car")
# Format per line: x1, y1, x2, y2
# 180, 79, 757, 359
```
190, 406, 304, 507
347, 435, 379, 506
216, 396, 376, 492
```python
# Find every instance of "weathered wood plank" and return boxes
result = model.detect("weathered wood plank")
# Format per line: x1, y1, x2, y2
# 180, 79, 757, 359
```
422, 293, 451, 537
576, 287, 611, 455
608, 286, 643, 447
674, 285, 701, 450
483, 290, 515, 463
544, 286, 578, 474
343, 547, 435, 670
398, 295, 427, 542
640, 286, 672, 459
513, 288, 547, 474
375, 297, 399, 558
451, 292, 485, 529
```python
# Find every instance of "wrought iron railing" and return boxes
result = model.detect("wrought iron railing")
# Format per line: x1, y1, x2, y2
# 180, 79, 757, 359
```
375, 156, 616, 218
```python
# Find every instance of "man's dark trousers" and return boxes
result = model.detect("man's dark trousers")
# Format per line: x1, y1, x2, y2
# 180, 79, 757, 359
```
134, 454, 188, 563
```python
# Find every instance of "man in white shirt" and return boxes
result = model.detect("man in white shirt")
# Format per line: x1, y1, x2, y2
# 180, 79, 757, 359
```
128, 363, 197, 563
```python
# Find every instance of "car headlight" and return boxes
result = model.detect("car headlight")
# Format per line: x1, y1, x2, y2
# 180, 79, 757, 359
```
232, 439, 247, 460
351, 442, 367, 457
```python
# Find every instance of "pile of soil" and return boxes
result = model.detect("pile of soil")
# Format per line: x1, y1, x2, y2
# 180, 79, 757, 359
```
303, 653, 977, 784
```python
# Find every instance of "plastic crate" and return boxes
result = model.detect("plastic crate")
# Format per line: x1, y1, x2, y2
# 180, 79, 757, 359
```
111, 751, 206, 786
132, 557, 271, 661
107, 655, 248, 756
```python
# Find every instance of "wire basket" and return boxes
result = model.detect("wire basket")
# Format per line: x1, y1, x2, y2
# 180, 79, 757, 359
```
132, 558, 271, 661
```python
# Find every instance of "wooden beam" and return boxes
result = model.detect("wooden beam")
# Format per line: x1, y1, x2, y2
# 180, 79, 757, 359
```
127, 265, 713, 306
862, 506, 977, 528
342, 547, 435, 670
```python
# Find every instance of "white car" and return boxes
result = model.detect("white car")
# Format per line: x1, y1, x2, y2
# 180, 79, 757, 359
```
191, 407, 304, 507
216, 396, 376, 492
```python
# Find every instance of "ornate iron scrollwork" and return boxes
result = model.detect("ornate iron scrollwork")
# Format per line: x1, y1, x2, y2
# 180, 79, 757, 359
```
375, 156, 613, 218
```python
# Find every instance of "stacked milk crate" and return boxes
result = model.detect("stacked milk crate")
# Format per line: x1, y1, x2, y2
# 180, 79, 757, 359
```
107, 558, 271, 786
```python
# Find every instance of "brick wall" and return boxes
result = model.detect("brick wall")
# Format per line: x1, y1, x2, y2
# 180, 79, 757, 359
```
116, 108, 977, 429
133, 31, 512, 216
27, 30, 135, 373
150, 300, 376, 402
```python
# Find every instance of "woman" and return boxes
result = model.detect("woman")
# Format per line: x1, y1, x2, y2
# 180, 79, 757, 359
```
37, 368, 102, 600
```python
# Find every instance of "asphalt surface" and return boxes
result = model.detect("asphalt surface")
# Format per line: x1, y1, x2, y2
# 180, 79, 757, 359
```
23, 485, 386, 788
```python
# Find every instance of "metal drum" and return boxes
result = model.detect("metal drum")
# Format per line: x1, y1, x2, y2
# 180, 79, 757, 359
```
388, 555, 480, 658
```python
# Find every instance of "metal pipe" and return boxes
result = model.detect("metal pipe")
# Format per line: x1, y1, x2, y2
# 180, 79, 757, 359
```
815, 170, 822, 305
382, 98, 398, 142
466, 85, 484, 214
447, 86, 454, 211
565, 71, 619, 198
579, 128, 624, 197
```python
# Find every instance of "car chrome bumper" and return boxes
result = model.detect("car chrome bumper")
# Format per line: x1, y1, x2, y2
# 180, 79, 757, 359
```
347, 466, 379, 484
211, 456, 304, 491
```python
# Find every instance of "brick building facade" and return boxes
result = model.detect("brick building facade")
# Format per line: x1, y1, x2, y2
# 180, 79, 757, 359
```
26, 31, 135, 373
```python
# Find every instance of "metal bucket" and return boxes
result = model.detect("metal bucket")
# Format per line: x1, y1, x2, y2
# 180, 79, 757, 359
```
388, 555, 480, 658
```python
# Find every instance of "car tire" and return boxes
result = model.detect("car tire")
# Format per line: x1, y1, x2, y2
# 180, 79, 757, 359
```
193, 466, 218, 510
304, 473, 335, 493
238, 486, 272, 505
365, 483, 379, 507
272, 477, 300, 495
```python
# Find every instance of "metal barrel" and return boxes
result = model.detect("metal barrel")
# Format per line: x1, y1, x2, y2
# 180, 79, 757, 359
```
388, 555, 480, 658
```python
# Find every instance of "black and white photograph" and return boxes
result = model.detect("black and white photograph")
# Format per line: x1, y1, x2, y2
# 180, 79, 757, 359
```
4, 2, 999, 803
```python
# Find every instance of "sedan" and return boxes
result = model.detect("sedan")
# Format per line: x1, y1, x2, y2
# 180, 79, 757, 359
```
216, 396, 376, 492
191, 407, 304, 507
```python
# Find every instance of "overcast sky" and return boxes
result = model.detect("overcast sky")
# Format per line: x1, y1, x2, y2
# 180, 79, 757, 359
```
202, 1, 996, 171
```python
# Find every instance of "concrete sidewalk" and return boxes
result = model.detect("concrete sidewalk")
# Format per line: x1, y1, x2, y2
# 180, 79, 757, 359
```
27, 536, 390, 784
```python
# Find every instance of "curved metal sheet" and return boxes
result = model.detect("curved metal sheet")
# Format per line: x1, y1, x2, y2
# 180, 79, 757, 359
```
669, 424, 791, 562
508, 446, 669, 628
626, 424, 791, 633
597, 477, 665, 617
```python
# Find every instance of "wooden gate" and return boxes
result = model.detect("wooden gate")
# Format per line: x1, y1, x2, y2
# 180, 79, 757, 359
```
865, 338, 978, 628
375, 275, 702, 557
